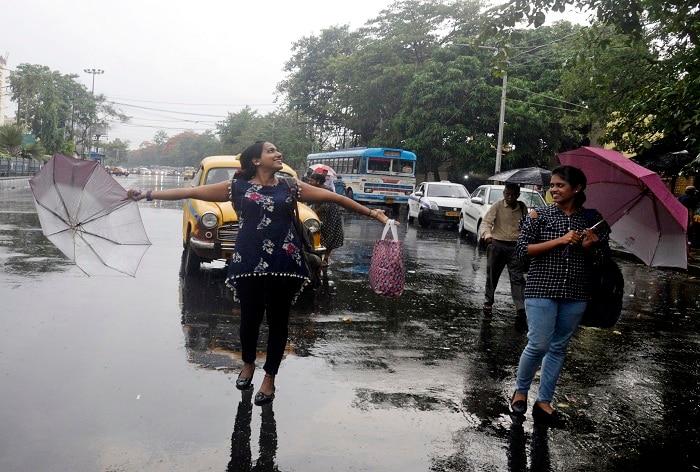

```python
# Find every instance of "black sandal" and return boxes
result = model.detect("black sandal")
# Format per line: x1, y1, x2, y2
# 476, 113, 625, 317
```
254, 374, 276, 406
235, 364, 255, 390
532, 401, 566, 428
510, 391, 527, 415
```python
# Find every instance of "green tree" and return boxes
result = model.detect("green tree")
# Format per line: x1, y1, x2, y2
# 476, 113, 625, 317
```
481, 0, 700, 158
101, 138, 131, 165
217, 106, 263, 154
161, 131, 222, 167
0, 124, 24, 157
10, 63, 129, 157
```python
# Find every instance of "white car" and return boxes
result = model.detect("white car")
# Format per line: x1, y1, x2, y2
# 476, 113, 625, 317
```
458, 185, 547, 241
407, 181, 471, 228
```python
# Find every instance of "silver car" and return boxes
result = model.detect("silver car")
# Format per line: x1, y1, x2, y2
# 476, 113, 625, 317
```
458, 185, 547, 242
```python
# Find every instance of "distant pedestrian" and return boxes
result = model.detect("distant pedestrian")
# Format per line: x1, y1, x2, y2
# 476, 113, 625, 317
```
678, 186, 699, 249
308, 172, 344, 269
480, 183, 527, 318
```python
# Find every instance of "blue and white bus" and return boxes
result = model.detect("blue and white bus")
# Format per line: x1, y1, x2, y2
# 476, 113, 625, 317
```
306, 147, 417, 209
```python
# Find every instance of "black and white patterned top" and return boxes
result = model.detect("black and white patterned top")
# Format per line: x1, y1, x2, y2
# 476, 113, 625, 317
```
516, 204, 610, 300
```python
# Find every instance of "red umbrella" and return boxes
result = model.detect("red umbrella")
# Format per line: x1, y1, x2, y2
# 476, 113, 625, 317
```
558, 147, 688, 269
309, 163, 337, 178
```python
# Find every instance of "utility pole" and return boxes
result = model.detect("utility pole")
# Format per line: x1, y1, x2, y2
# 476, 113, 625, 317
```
495, 73, 507, 174
83, 68, 104, 160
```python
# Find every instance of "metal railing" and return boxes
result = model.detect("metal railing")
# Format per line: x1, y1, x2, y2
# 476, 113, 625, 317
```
0, 157, 42, 177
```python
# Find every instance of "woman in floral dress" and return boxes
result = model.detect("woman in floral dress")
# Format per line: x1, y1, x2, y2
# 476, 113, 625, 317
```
128, 141, 392, 405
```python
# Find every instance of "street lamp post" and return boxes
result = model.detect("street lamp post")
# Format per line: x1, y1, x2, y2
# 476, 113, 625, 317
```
83, 68, 104, 160
495, 73, 507, 174
84, 68, 104, 95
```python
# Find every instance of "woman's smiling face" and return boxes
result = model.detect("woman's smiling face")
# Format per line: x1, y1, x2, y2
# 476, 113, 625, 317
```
549, 174, 580, 204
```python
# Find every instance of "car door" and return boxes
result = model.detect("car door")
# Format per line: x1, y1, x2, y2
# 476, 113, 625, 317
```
461, 186, 486, 234
408, 183, 425, 218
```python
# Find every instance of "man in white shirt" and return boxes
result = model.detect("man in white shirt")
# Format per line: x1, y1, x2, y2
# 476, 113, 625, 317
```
481, 183, 527, 318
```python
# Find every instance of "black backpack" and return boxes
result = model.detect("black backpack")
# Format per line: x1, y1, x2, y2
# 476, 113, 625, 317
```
579, 209, 624, 328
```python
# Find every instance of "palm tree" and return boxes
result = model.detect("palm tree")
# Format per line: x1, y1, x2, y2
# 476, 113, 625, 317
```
0, 124, 24, 157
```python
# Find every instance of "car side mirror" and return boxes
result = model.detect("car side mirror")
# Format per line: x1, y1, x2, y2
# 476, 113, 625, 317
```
415, 191, 423, 197
471, 197, 483, 204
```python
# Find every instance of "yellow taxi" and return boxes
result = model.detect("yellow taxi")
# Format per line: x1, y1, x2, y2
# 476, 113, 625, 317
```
181, 155, 324, 275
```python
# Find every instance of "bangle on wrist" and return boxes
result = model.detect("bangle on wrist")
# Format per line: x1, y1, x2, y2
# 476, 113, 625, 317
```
368, 209, 373, 218
146, 190, 153, 201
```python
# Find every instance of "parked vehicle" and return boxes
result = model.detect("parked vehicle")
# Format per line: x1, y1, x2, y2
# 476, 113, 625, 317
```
407, 181, 471, 228
111, 166, 129, 176
458, 184, 547, 242
181, 155, 324, 275
182, 167, 195, 180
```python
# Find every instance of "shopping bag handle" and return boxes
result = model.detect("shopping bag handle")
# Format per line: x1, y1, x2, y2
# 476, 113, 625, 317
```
380, 219, 398, 240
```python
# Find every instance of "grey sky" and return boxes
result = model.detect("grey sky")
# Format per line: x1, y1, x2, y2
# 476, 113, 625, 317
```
2, 0, 394, 149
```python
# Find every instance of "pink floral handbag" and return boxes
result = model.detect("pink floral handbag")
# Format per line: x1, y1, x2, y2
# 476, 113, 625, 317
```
369, 220, 405, 298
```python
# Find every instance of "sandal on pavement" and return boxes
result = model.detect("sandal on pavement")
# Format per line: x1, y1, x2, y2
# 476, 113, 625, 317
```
254, 374, 276, 406
235, 363, 255, 390
510, 391, 527, 416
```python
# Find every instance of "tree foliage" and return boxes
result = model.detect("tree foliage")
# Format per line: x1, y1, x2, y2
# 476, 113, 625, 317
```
0, 124, 24, 157
481, 0, 700, 160
9, 63, 128, 156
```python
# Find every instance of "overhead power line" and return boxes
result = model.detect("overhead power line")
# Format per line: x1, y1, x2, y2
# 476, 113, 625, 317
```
110, 96, 277, 108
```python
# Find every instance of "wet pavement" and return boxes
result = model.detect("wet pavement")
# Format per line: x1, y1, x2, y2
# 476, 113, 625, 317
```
2, 177, 700, 471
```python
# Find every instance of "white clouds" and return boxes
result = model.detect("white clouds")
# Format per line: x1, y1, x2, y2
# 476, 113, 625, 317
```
2, 0, 392, 148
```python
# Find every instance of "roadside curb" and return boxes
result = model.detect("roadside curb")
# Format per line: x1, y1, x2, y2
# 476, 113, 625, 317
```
0, 177, 30, 190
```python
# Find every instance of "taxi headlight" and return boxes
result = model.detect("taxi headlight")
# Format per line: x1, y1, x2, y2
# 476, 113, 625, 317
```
428, 201, 439, 211
200, 212, 219, 229
303, 218, 321, 233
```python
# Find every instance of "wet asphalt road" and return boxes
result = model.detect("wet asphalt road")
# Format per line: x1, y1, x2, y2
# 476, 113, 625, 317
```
1, 175, 700, 471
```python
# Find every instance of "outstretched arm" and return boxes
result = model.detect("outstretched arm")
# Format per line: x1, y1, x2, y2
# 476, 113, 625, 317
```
127, 181, 230, 202
297, 180, 396, 225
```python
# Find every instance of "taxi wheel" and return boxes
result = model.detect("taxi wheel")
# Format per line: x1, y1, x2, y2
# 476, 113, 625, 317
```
183, 243, 202, 276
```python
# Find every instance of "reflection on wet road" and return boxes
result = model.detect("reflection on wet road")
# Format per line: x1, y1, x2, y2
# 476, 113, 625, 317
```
2, 177, 700, 471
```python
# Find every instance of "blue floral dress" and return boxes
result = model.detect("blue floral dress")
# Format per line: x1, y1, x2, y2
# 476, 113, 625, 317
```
225, 178, 310, 302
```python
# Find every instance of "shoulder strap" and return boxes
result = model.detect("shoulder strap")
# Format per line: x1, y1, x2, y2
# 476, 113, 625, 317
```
519, 201, 527, 218
282, 177, 297, 201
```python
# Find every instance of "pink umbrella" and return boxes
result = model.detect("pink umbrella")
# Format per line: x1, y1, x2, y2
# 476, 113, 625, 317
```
558, 146, 688, 269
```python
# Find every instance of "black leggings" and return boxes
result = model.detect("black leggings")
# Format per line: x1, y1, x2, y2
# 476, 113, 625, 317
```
236, 275, 303, 376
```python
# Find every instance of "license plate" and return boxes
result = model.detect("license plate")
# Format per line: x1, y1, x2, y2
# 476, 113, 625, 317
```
386, 198, 394, 204
445, 211, 460, 217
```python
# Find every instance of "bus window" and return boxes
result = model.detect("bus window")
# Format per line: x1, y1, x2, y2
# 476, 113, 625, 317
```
393, 158, 415, 174
368, 158, 391, 172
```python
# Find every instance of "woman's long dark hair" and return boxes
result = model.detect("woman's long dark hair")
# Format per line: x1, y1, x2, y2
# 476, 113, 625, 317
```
238, 141, 265, 180
551, 165, 587, 207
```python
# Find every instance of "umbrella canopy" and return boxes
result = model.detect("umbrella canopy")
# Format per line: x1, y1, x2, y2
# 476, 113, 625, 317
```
29, 153, 151, 276
309, 163, 337, 179
488, 167, 552, 187
308, 163, 337, 189
558, 146, 688, 269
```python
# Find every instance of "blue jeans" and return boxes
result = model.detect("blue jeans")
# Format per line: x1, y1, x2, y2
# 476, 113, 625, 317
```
515, 298, 587, 403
